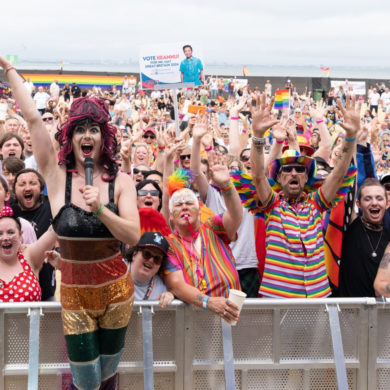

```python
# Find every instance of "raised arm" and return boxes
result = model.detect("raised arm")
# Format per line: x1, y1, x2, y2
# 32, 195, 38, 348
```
311, 102, 332, 161
208, 152, 242, 240
250, 94, 280, 204
229, 96, 247, 157
0, 57, 57, 175
321, 95, 360, 203
190, 115, 210, 202
374, 244, 390, 296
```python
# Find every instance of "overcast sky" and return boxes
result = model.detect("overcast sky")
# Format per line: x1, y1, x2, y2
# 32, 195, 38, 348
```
3, 0, 390, 67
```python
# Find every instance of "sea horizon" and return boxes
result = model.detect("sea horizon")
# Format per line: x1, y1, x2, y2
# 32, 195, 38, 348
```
12, 60, 390, 80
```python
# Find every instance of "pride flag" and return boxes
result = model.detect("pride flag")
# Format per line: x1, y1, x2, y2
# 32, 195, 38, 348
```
243, 65, 250, 76
274, 89, 290, 110
20, 73, 135, 89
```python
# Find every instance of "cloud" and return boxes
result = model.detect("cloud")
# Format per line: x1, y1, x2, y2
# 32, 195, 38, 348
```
2, 0, 390, 67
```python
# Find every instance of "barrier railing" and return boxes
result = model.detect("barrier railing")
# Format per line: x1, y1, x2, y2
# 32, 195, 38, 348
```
1, 298, 390, 390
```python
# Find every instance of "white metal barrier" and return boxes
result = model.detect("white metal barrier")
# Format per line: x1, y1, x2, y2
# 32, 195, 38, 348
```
1, 298, 390, 390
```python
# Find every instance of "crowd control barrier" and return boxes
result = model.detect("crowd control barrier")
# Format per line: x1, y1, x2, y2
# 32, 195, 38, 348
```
1, 298, 390, 390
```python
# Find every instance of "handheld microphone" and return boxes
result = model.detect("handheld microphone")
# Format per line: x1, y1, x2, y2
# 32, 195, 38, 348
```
84, 157, 94, 186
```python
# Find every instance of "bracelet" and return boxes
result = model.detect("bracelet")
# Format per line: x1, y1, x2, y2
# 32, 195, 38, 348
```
202, 296, 210, 310
220, 182, 233, 192
120, 170, 131, 175
5, 65, 15, 75
158, 145, 166, 150
344, 136, 356, 143
316, 120, 324, 124
174, 159, 179, 165
93, 203, 104, 218
252, 135, 266, 146
276, 139, 284, 144
205, 146, 213, 152
242, 130, 247, 134
230, 116, 238, 120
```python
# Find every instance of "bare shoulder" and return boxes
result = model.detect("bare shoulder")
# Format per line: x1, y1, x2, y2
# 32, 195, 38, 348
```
115, 171, 136, 192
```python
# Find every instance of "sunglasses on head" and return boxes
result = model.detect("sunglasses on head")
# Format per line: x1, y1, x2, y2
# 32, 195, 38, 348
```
280, 165, 307, 174
140, 248, 163, 264
143, 134, 155, 140
133, 168, 149, 175
384, 183, 390, 191
180, 154, 191, 161
42, 117, 54, 122
240, 155, 250, 162
137, 189, 159, 197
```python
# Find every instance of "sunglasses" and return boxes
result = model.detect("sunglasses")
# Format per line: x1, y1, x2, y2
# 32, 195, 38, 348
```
180, 154, 191, 161
280, 165, 307, 174
133, 168, 149, 175
384, 183, 390, 191
137, 189, 160, 197
140, 248, 163, 264
42, 117, 54, 122
216, 149, 227, 155
143, 134, 156, 140
240, 155, 250, 162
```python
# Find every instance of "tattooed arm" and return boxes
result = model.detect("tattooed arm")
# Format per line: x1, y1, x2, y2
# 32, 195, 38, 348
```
374, 244, 390, 297
321, 95, 360, 204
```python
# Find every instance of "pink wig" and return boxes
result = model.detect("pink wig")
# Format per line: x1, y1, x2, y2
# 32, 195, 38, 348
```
55, 97, 118, 181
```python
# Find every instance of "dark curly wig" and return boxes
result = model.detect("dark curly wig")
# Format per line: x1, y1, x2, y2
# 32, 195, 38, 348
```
55, 97, 118, 181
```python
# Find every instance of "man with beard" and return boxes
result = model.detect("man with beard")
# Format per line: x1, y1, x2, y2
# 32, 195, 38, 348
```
11, 168, 54, 300
250, 94, 360, 298
338, 179, 390, 297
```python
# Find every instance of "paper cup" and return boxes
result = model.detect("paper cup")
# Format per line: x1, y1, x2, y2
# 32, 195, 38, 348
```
228, 289, 247, 326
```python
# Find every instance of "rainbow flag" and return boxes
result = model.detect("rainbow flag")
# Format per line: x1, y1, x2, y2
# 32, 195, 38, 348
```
243, 66, 250, 76
320, 66, 330, 77
274, 89, 290, 110
20, 73, 136, 89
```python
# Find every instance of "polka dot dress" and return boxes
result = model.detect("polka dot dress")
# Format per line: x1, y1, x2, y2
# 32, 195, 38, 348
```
0, 252, 41, 302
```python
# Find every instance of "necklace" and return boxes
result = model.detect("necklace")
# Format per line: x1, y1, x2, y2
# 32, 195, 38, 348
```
361, 220, 383, 258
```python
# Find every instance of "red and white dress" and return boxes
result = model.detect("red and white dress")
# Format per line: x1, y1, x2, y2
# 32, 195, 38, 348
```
0, 252, 41, 302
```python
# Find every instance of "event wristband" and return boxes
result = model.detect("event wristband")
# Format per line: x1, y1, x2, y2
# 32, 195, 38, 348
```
158, 145, 165, 150
5, 65, 15, 74
344, 136, 356, 143
202, 296, 210, 310
174, 159, 179, 165
242, 130, 247, 134
220, 182, 233, 192
120, 170, 131, 175
316, 120, 324, 124
205, 146, 213, 152
230, 117, 238, 120
276, 139, 284, 144
93, 203, 104, 218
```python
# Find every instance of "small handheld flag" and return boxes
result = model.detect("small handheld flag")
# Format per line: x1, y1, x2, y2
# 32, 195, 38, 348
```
274, 89, 290, 110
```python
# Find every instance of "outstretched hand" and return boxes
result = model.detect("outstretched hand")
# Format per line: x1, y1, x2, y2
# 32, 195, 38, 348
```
208, 151, 231, 186
251, 93, 279, 136
192, 114, 208, 140
336, 94, 361, 137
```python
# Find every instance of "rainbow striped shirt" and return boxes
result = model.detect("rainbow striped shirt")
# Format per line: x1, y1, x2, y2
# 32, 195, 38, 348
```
259, 189, 332, 298
164, 214, 240, 297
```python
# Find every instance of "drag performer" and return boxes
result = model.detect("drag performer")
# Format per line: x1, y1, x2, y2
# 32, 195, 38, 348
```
0, 57, 140, 390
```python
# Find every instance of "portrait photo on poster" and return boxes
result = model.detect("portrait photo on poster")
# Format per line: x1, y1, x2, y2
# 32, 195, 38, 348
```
139, 41, 205, 90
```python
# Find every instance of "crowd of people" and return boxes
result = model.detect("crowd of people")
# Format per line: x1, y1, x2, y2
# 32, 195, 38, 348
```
2, 55, 390, 388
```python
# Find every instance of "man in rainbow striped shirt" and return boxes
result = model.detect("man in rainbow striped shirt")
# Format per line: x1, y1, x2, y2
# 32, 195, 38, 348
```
250, 94, 360, 298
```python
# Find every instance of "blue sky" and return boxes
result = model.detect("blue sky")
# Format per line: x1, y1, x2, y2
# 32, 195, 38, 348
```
2, 0, 389, 67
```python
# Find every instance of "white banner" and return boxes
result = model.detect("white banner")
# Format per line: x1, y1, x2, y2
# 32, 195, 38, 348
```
331, 80, 366, 95
139, 42, 204, 90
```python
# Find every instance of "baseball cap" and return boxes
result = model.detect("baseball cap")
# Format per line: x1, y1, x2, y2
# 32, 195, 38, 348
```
138, 232, 169, 255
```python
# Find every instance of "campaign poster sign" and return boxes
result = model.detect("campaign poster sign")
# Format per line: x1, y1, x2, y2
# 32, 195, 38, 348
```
331, 80, 366, 96
139, 42, 204, 90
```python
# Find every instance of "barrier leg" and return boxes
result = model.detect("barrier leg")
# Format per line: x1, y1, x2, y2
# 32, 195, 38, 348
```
327, 304, 348, 390
221, 319, 236, 390
141, 306, 154, 390
27, 308, 42, 390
